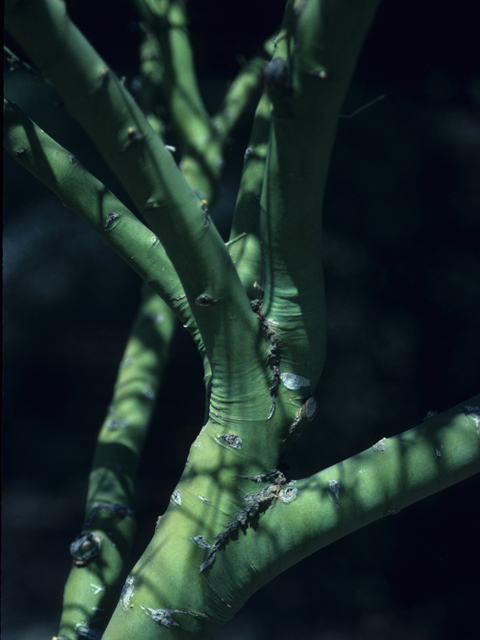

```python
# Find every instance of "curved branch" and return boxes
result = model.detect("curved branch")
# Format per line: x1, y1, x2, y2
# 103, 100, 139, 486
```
245, 397, 480, 593
58, 289, 177, 639
5, 0, 259, 379
211, 38, 275, 142
3, 97, 196, 330
259, 0, 381, 393
229, 90, 271, 300
133, 0, 277, 205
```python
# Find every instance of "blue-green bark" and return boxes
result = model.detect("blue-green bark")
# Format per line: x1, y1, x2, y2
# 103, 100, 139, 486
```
4, 1, 479, 639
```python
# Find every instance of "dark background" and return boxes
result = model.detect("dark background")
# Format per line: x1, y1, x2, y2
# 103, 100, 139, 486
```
3, 1, 480, 638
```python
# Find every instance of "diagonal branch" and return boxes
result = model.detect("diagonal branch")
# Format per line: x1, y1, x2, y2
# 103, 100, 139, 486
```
211, 39, 275, 142
3, 97, 197, 333
5, 0, 259, 377
231, 397, 480, 599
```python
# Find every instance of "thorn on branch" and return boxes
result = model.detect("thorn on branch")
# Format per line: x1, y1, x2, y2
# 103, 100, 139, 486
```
238, 470, 285, 484
339, 95, 385, 119
201, 199, 210, 229
272, 33, 287, 50
119, 127, 145, 153
97, 67, 110, 90
218, 434, 243, 449
226, 232, 247, 247
84, 503, 133, 526
4, 45, 40, 76
171, 490, 182, 506
190, 535, 211, 550
308, 68, 328, 80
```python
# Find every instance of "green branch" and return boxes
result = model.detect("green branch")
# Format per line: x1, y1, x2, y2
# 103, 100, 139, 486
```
249, 396, 480, 591
211, 39, 275, 142
131, 0, 222, 201
257, 0, 381, 398
132, 0, 276, 205
228, 90, 271, 300
58, 289, 177, 639
101, 397, 479, 640
5, 0, 260, 382
3, 98, 196, 331
131, 0, 211, 147
8, 3, 475, 640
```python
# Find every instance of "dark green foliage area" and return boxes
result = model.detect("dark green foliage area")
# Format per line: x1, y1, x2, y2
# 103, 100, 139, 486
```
3, 1, 479, 638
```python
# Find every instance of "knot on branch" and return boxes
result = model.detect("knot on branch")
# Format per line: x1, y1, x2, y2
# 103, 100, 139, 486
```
195, 294, 217, 307
70, 531, 103, 567
264, 57, 287, 90
264, 57, 293, 103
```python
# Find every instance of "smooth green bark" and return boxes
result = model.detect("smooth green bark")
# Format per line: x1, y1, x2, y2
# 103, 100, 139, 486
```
229, 90, 271, 299
58, 290, 177, 639
230, 396, 480, 592
131, 0, 275, 203
131, 0, 223, 201
3, 99, 193, 328
5, 0, 258, 378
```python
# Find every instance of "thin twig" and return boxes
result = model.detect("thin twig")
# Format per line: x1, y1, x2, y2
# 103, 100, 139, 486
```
339, 94, 385, 119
